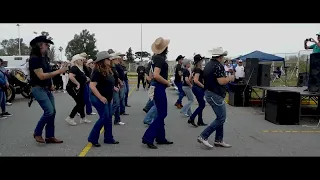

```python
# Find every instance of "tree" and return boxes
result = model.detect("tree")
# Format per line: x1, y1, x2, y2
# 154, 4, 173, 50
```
65, 29, 98, 60
126, 47, 134, 63
0, 38, 29, 56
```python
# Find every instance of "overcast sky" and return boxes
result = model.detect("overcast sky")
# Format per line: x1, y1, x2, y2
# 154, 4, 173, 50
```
0, 23, 319, 60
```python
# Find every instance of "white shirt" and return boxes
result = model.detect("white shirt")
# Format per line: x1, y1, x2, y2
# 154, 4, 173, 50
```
235, 65, 245, 79
224, 65, 230, 72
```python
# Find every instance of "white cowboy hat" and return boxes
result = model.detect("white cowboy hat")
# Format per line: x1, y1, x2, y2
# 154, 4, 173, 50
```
151, 37, 170, 55
209, 47, 228, 57
79, 52, 88, 58
71, 54, 85, 64
110, 52, 121, 60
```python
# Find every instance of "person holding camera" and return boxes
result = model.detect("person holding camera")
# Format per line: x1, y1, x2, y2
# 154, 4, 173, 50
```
197, 47, 234, 149
304, 33, 320, 53
29, 35, 68, 144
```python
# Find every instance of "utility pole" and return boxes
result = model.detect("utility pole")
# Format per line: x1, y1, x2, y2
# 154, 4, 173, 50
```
16, 24, 21, 55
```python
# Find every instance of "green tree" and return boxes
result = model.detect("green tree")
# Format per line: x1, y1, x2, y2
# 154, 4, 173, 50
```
65, 29, 98, 60
126, 47, 134, 63
0, 38, 29, 56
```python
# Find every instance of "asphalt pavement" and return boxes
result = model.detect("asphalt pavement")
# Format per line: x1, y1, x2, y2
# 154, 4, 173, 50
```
1, 84, 320, 156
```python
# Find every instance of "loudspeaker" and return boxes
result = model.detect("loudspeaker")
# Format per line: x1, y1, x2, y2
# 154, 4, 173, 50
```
297, 72, 308, 87
257, 64, 271, 87
265, 90, 300, 125
228, 84, 251, 107
308, 53, 320, 92
244, 58, 259, 86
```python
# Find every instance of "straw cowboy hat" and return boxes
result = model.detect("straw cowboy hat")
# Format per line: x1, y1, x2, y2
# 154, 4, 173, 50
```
182, 58, 192, 67
94, 51, 111, 63
79, 52, 88, 58
71, 54, 85, 64
151, 37, 170, 54
209, 47, 228, 57
110, 52, 121, 60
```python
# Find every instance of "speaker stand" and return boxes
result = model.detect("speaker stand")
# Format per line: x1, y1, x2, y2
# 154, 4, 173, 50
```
243, 68, 255, 107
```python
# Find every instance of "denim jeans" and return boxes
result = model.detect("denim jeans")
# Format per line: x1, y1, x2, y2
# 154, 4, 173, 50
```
181, 86, 194, 116
124, 80, 129, 106
175, 81, 185, 104
143, 102, 157, 125
32, 87, 56, 138
144, 99, 154, 112
112, 90, 121, 123
0, 89, 6, 113
84, 83, 93, 114
190, 85, 205, 123
200, 91, 226, 142
142, 83, 167, 143
120, 84, 126, 114
88, 94, 114, 144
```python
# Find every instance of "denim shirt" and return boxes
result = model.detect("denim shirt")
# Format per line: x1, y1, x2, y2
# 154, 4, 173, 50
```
0, 66, 8, 83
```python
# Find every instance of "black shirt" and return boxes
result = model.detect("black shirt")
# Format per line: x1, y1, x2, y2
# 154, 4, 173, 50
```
182, 68, 190, 86
174, 64, 182, 82
112, 66, 119, 86
203, 59, 227, 98
29, 56, 53, 87
83, 66, 92, 77
152, 54, 168, 83
67, 66, 87, 89
137, 66, 146, 77
193, 67, 204, 87
121, 64, 128, 81
115, 64, 124, 81
91, 69, 115, 102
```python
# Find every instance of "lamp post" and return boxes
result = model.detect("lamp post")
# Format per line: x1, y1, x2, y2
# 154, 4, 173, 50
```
16, 24, 21, 55
140, 23, 143, 62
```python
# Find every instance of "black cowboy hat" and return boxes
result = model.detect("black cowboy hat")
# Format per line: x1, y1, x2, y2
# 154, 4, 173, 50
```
176, 55, 185, 61
194, 54, 204, 65
30, 35, 54, 47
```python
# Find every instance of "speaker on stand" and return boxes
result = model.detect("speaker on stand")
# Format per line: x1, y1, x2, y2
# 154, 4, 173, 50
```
308, 53, 320, 93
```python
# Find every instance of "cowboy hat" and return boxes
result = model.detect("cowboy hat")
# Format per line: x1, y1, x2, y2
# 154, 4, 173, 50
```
30, 35, 54, 46
79, 52, 88, 58
193, 54, 204, 65
151, 37, 170, 55
107, 49, 115, 54
110, 52, 121, 60
182, 58, 192, 67
94, 51, 111, 63
86, 59, 93, 65
71, 54, 85, 64
209, 47, 228, 57
176, 55, 185, 61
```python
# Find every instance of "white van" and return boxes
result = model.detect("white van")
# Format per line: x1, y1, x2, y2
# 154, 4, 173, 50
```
0, 56, 29, 68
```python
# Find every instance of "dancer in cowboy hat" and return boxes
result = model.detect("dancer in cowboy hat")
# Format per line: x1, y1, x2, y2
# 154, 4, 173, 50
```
188, 54, 207, 127
87, 51, 119, 147
29, 35, 68, 143
197, 47, 234, 149
174, 55, 186, 109
118, 53, 131, 107
65, 54, 92, 126
180, 58, 194, 118
142, 37, 173, 149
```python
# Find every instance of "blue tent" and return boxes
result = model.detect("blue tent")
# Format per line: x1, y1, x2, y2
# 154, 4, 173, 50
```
232, 50, 285, 62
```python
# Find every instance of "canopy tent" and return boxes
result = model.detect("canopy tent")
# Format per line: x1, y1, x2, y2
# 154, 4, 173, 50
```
232, 50, 285, 62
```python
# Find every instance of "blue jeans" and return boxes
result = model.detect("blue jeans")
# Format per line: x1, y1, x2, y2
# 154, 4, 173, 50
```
32, 87, 56, 138
124, 80, 129, 106
120, 85, 126, 114
0, 89, 6, 113
143, 102, 157, 124
142, 83, 167, 143
181, 86, 194, 116
200, 91, 226, 142
190, 86, 205, 123
84, 83, 93, 114
144, 99, 154, 111
112, 90, 121, 123
88, 95, 114, 144
175, 81, 185, 104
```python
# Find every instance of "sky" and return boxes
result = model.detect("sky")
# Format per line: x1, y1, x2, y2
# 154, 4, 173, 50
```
0, 23, 319, 61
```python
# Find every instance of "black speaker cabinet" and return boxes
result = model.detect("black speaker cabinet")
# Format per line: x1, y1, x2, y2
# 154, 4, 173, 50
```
308, 53, 320, 92
245, 58, 259, 86
297, 72, 308, 87
257, 64, 271, 87
265, 90, 300, 125
228, 84, 251, 107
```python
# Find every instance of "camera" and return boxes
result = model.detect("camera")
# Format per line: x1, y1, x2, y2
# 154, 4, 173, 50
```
306, 38, 312, 41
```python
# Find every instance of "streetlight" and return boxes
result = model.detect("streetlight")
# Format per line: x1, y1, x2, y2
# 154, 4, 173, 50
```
16, 24, 21, 56
140, 23, 143, 62
59, 46, 63, 61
